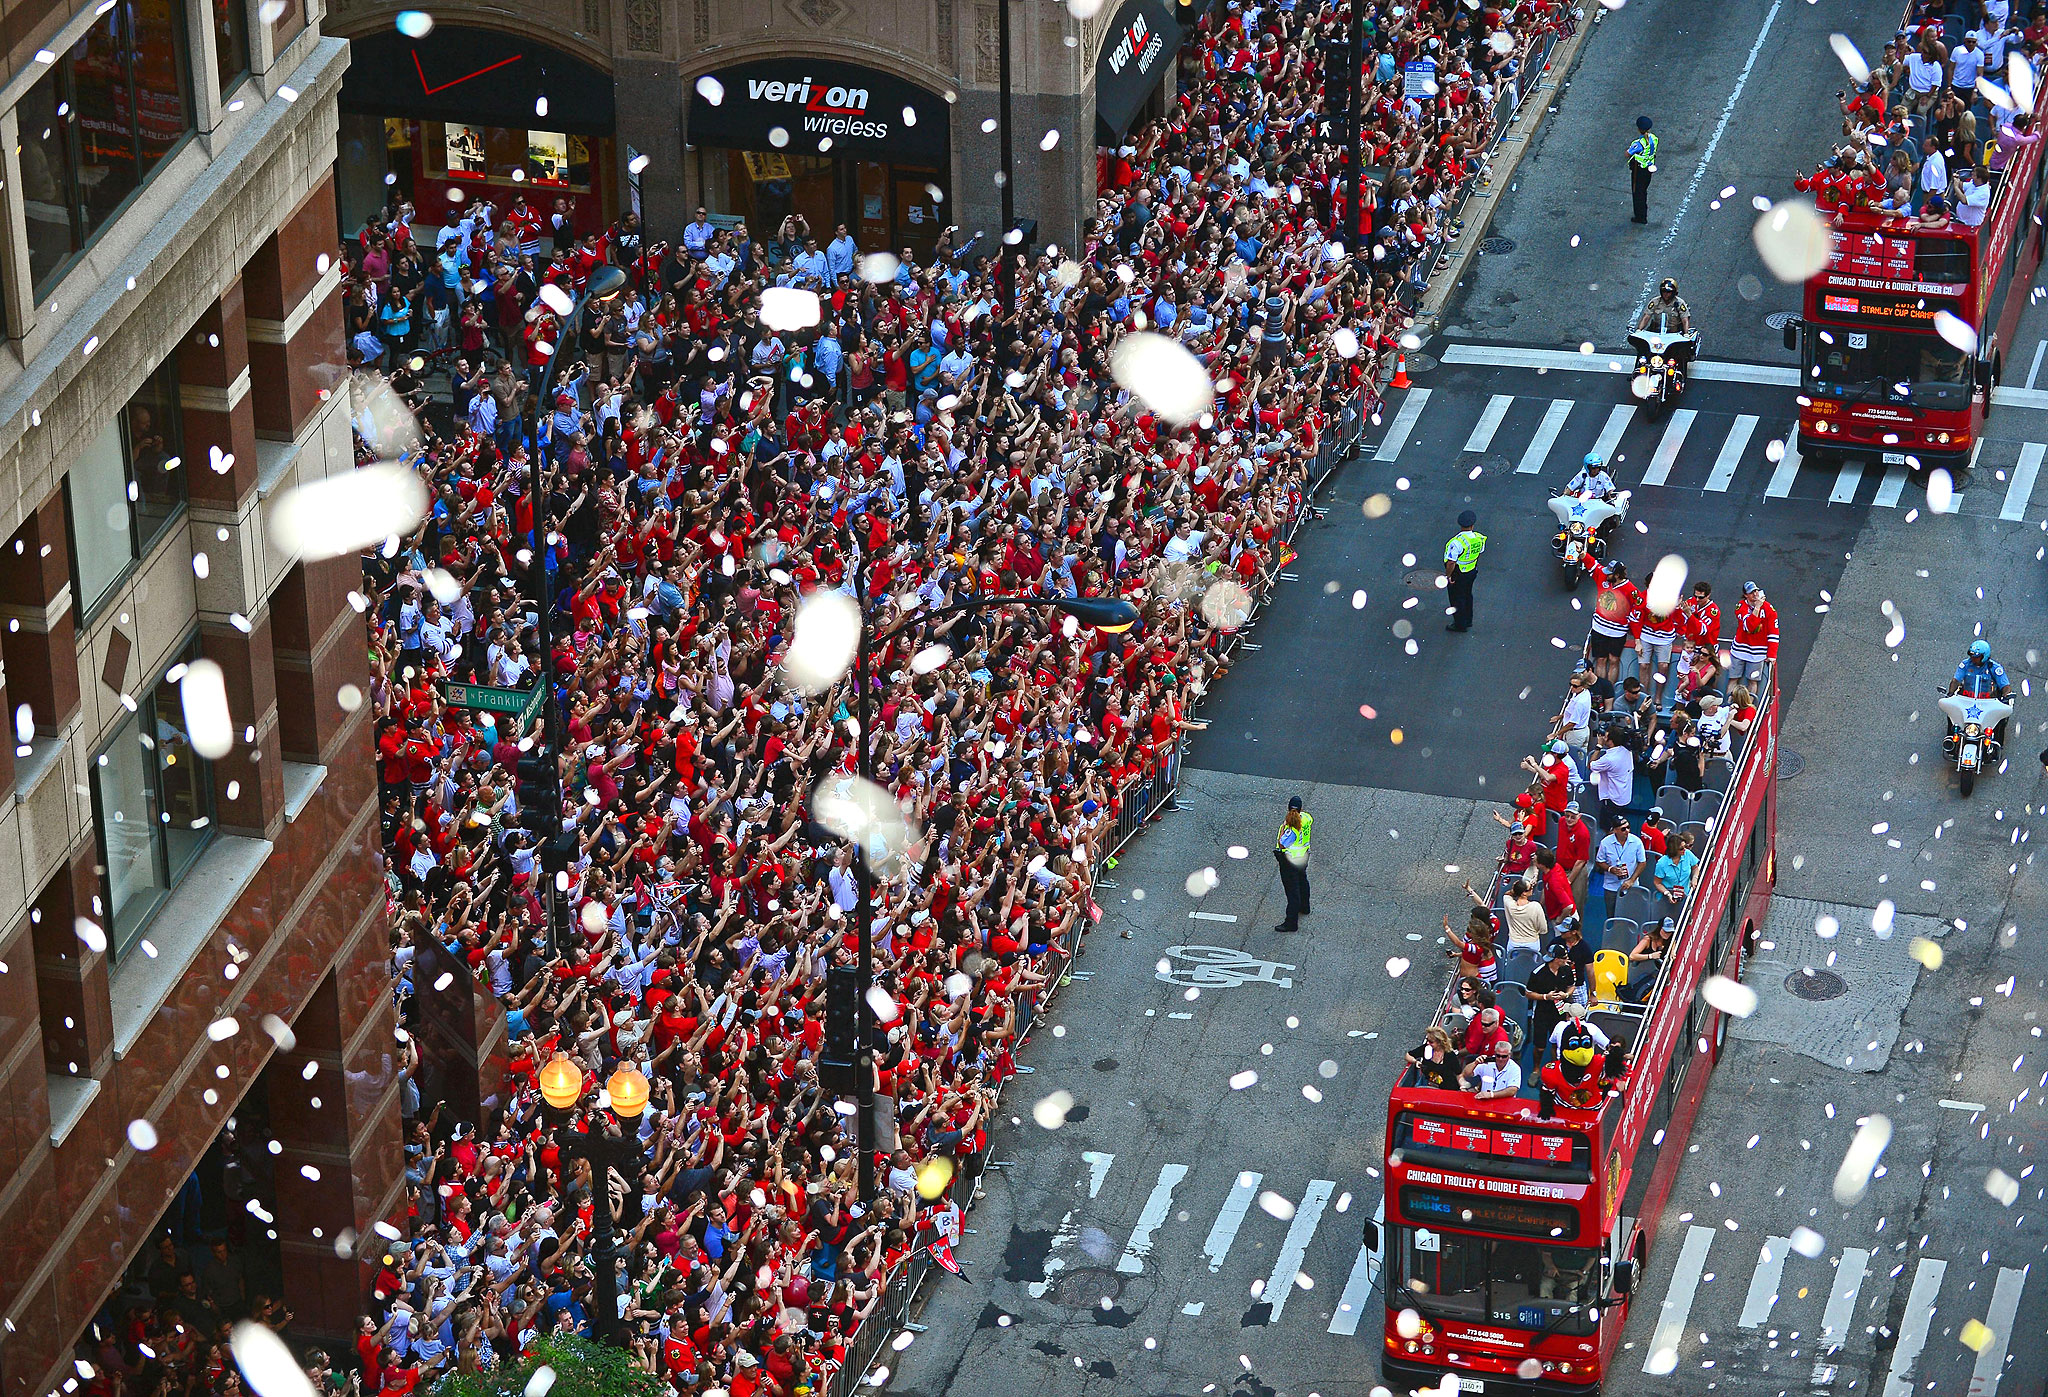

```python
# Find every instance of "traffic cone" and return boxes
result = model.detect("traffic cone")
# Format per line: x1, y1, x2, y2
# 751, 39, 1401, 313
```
1390, 354, 1412, 390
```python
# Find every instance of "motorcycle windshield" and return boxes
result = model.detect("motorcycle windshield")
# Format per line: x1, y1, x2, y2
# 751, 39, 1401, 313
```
1939, 694, 2012, 727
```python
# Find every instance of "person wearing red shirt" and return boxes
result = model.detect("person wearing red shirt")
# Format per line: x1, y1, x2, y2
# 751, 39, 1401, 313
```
1584, 558, 1644, 685
1554, 801, 1594, 909
1731, 581, 1780, 687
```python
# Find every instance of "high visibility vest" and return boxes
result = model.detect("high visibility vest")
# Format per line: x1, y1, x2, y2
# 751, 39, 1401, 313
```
1445, 530, 1487, 573
1277, 812, 1313, 865
1628, 132, 1659, 169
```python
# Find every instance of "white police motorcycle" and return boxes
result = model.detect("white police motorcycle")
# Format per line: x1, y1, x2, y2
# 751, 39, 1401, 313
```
1549, 459, 1630, 584
1937, 689, 2014, 797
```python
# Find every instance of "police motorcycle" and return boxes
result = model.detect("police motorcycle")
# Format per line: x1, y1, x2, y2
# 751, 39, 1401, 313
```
1548, 454, 1630, 584
1630, 306, 1698, 415
1938, 642, 2015, 798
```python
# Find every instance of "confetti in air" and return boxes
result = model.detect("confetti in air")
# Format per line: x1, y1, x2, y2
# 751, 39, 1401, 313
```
1831, 1113, 1892, 1204
780, 590, 860, 692
270, 464, 429, 562
1109, 332, 1216, 426
180, 659, 234, 759
1828, 32, 1871, 83
759, 287, 823, 331
1033, 1090, 1075, 1128
230, 1322, 315, 1397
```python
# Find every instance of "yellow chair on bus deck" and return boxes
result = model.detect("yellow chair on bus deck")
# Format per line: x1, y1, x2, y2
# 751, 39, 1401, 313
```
1591, 950, 1629, 1006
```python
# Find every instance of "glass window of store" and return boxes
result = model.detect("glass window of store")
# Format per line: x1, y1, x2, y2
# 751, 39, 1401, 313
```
18, 0, 195, 296
215, 0, 250, 96
66, 361, 188, 617
92, 637, 215, 957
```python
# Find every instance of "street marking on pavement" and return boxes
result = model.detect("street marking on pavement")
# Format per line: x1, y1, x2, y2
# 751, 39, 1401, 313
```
1874, 464, 1910, 508
1642, 410, 1697, 486
1829, 457, 1864, 505
1644, 1225, 1716, 1373
1116, 1164, 1190, 1273
1182, 1301, 1205, 1316
1328, 1197, 1385, 1336
1168, 1011, 1195, 1019
1878, 1257, 1947, 1397
2029, 340, 2047, 390
1939, 1098, 1989, 1111
1814, 1247, 1871, 1371
1439, 343, 1799, 385
1590, 404, 1635, 467
1204, 1172, 1263, 1272
2001, 442, 2042, 521
1158, 945, 1296, 989
1738, 1235, 1793, 1328
1261, 1179, 1335, 1322
1994, 384, 2048, 409
1464, 394, 1514, 453
1373, 389, 1431, 461
1705, 413, 1759, 492
1516, 399, 1574, 474
1971, 1265, 2028, 1395
1765, 429, 1801, 498
1188, 911, 1240, 922
1081, 1150, 1116, 1199
1027, 1208, 1081, 1297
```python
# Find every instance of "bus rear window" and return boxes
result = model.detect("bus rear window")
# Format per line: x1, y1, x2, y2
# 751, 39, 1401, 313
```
1915, 237, 1972, 286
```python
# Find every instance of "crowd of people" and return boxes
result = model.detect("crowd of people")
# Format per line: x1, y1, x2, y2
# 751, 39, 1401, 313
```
1795, 0, 2048, 225
1413, 562, 1774, 1102
30, 1, 1591, 1395
327, 4, 1588, 1397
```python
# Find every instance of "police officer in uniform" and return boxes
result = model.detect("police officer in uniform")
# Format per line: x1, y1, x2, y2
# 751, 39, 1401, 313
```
1444, 509, 1486, 632
1628, 116, 1658, 224
1274, 795, 1312, 933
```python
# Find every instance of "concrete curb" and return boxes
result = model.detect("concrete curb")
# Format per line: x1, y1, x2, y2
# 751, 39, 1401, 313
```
1411, 6, 1609, 340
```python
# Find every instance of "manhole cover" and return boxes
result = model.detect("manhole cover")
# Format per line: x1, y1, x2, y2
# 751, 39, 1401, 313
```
1786, 967, 1849, 1001
1765, 310, 1797, 330
1778, 750, 1806, 780
1460, 451, 1516, 478
1480, 236, 1517, 254
1048, 1266, 1126, 1306
1404, 567, 1442, 590
1401, 352, 1440, 374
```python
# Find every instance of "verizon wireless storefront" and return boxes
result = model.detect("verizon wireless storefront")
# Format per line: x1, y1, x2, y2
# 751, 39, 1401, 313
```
685, 58, 953, 264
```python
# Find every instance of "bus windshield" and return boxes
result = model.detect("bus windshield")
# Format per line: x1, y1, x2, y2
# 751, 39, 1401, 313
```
1806, 326, 1972, 410
1394, 1227, 1602, 1337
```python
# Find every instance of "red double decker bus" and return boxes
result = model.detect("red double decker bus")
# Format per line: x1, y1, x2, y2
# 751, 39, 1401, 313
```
1379, 675, 1780, 1394
1785, 82, 2048, 475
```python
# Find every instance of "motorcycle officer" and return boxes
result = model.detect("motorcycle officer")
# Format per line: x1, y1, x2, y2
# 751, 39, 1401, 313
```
1947, 640, 2014, 754
1637, 278, 1693, 334
1564, 452, 1617, 499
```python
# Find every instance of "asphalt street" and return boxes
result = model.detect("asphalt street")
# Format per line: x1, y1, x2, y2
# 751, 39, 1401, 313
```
888, 2, 2048, 1394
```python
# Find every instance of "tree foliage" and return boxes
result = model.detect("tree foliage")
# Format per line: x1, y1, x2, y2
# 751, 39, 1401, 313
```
437, 1334, 667, 1397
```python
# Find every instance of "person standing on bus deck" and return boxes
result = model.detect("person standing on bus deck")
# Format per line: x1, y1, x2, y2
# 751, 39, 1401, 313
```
1274, 795, 1312, 933
1627, 116, 1658, 224
1444, 510, 1486, 632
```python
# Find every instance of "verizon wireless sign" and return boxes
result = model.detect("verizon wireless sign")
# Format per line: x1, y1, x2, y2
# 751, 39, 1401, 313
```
687, 58, 948, 164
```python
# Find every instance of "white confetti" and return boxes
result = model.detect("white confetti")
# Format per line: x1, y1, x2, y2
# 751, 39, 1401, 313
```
1828, 32, 1871, 83
695, 75, 725, 105
270, 464, 429, 562
1644, 554, 1688, 618
1832, 1114, 1892, 1204
1109, 332, 1215, 427
1033, 1090, 1075, 1128
1699, 975, 1758, 1019
781, 590, 860, 692
759, 286, 823, 331
230, 1322, 313, 1397
1753, 200, 1831, 283
180, 659, 234, 759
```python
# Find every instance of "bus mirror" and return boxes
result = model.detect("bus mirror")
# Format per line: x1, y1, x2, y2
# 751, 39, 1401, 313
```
1612, 1258, 1637, 1297
1362, 1219, 1380, 1253
1782, 319, 1801, 354
1975, 357, 1994, 389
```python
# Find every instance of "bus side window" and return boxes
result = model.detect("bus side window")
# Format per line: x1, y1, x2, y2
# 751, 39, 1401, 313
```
1914, 237, 1970, 286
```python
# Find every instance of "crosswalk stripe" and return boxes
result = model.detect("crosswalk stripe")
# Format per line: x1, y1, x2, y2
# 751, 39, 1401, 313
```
1642, 409, 1697, 486
1115, 1163, 1189, 1274
1373, 389, 1431, 461
1971, 1265, 2029, 1395
1877, 1257, 1947, 1397
1874, 464, 1910, 507
1817, 1246, 1872, 1355
1829, 457, 1865, 505
1590, 404, 1635, 466
1328, 1196, 1385, 1336
1261, 1179, 1336, 1322
1705, 414, 1760, 492
1738, 1235, 1792, 1328
1204, 1171, 1263, 1272
1464, 394, 1514, 453
1765, 430, 1801, 498
1516, 399, 1575, 474
1081, 1150, 1115, 1198
1645, 1224, 1716, 1372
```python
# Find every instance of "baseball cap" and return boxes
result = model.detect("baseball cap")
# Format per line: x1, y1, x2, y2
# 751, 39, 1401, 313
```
1742, 580, 1758, 594
1458, 509, 1477, 528
1550, 740, 1569, 755
1287, 795, 1304, 810
1608, 814, 1631, 830
1564, 800, 1581, 813
1545, 941, 1572, 959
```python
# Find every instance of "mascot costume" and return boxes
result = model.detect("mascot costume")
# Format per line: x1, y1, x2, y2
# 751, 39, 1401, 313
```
1538, 1007, 1629, 1117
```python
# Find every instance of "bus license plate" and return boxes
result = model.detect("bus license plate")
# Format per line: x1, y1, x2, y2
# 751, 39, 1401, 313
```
1454, 1381, 1486, 1393
1883, 452, 1907, 464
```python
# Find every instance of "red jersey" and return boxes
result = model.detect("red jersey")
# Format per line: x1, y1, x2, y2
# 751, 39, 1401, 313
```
1734, 597, 1779, 658
1586, 562, 1644, 641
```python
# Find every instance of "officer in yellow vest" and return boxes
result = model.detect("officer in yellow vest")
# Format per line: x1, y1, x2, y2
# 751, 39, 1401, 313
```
1274, 795, 1312, 933
1444, 509, 1486, 632
1628, 115, 1658, 224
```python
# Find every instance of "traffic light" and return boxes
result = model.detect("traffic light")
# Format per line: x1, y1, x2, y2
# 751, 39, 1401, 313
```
517, 753, 559, 834
540, 831, 577, 876
1321, 41, 1351, 113
819, 964, 860, 1093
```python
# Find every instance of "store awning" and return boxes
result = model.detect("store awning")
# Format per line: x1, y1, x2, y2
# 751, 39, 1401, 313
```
687, 58, 950, 168
1095, 0, 1182, 147
340, 26, 615, 136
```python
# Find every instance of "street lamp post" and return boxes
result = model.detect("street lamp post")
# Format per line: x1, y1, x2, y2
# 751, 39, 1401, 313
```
828, 574, 1140, 1202
996, 0, 1017, 319
523, 265, 627, 953
538, 1055, 649, 1346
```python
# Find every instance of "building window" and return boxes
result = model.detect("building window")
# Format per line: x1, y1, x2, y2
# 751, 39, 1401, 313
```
65, 360, 187, 618
215, 0, 250, 96
265, 0, 306, 54
91, 637, 215, 957
18, 0, 195, 297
